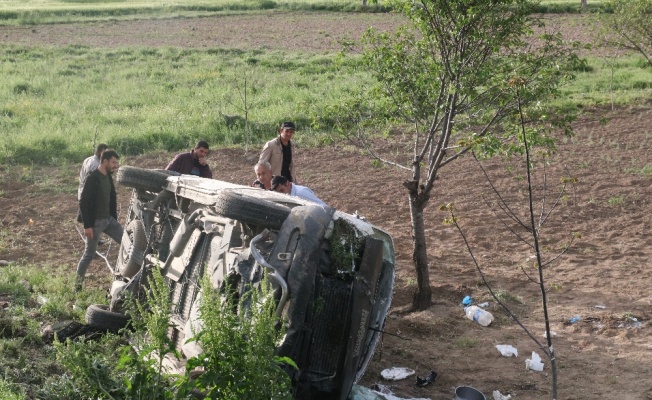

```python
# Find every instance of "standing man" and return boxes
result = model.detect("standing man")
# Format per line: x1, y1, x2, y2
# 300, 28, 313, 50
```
166, 140, 213, 178
76, 149, 123, 292
78, 143, 108, 200
270, 175, 326, 206
251, 161, 273, 190
259, 121, 297, 183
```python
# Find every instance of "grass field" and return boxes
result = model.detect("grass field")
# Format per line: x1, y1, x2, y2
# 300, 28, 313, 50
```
0, 0, 649, 166
0, 45, 371, 163
0, 42, 650, 165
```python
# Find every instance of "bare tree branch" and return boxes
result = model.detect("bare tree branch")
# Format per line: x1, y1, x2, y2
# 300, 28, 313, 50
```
349, 130, 412, 172
447, 206, 548, 355
480, 193, 534, 248
474, 153, 531, 231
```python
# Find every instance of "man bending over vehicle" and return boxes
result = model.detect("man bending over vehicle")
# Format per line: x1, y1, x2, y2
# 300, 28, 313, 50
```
166, 140, 213, 178
252, 160, 273, 190
270, 175, 326, 206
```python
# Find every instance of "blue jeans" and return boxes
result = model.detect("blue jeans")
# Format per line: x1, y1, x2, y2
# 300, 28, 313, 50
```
76, 217, 123, 277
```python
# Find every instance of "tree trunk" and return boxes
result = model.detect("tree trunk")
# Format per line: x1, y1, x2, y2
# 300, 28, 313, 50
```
407, 185, 432, 310
580, 0, 587, 9
362, 0, 368, 5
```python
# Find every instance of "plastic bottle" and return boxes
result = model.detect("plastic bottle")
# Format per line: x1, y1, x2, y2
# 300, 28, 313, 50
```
464, 305, 494, 327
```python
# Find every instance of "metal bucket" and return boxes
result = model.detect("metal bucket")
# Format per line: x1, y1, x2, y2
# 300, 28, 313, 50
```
454, 386, 486, 400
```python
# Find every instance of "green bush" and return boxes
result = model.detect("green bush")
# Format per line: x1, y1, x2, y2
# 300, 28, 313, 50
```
176, 275, 293, 399
53, 268, 292, 399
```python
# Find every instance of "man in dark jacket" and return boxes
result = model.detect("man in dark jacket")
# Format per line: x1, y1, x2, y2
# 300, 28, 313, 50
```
75, 149, 123, 292
166, 140, 212, 178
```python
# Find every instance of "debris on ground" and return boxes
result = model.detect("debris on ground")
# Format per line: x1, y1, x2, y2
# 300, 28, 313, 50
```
525, 351, 544, 372
495, 344, 518, 357
349, 384, 431, 400
380, 367, 416, 381
618, 316, 642, 329
492, 390, 512, 400
415, 370, 437, 387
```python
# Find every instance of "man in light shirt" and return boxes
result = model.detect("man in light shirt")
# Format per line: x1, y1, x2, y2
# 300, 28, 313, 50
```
270, 175, 326, 206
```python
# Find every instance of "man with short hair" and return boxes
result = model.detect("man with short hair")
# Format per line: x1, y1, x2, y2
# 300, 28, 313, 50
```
252, 161, 273, 190
270, 175, 326, 206
166, 140, 213, 178
78, 143, 108, 200
75, 149, 123, 292
259, 121, 298, 183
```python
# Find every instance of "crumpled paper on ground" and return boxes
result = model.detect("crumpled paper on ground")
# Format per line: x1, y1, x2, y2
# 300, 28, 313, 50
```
493, 390, 512, 400
525, 351, 544, 371
380, 367, 416, 381
495, 344, 518, 357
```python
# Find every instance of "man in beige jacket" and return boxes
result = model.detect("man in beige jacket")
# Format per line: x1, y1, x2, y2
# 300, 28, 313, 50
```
259, 121, 297, 183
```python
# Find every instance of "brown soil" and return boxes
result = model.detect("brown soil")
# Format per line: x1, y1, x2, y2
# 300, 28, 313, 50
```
1, 12, 651, 400
0, 12, 618, 56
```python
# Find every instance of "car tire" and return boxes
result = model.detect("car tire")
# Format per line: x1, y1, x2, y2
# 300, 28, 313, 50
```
117, 219, 147, 279
116, 166, 169, 192
213, 191, 291, 230
85, 304, 130, 333
154, 169, 181, 177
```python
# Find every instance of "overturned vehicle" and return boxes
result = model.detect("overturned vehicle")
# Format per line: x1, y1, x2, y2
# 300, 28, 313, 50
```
86, 166, 396, 400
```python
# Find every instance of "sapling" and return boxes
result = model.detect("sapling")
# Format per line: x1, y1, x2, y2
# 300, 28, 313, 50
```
442, 88, 578, 400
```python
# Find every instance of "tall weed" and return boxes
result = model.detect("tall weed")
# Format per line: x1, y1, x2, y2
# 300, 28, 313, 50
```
53, 267, 292, 399
176, 274, 293, 399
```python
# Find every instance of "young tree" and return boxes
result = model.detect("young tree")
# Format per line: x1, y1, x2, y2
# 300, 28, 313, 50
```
442, 88, 579, 399
329, 0, 582, 309
223, 65, 262, 153
598, 0, 652, 66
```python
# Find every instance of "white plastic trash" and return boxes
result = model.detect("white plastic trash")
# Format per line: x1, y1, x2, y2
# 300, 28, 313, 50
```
380, 367, 416, 381
525, 351, 544, 371
495, 344, 518, 357
350, 385, 432, 400
492, 390, 512, 400
464, 305, 494, 326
